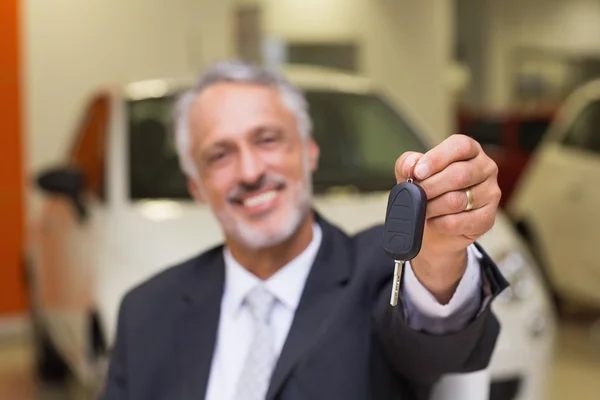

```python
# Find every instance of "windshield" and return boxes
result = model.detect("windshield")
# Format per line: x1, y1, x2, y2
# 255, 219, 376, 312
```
127, 90, 428, 200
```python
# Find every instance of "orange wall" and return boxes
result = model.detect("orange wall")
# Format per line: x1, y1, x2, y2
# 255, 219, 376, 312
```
0, 0, 26, 314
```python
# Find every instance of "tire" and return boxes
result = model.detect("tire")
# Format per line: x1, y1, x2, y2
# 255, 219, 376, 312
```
88, 313, 109, 395
32, 321, 70, 384
24, 256, 70, 384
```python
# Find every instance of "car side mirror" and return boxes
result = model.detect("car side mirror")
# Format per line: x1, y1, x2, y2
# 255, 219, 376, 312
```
36, 167, 88, 221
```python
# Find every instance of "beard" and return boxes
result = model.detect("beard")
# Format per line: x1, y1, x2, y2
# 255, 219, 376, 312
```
228, 182, 311, 249
205, 150, 314, 250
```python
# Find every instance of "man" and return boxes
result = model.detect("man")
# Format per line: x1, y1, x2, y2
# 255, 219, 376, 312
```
100, 60, 507, 400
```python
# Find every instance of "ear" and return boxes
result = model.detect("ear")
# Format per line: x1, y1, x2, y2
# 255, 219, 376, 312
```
307, 138, 320, 172
187, 177, 207, 204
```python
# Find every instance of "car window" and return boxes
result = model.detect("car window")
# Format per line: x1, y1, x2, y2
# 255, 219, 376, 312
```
69, 95, 110, 199
127, 90, 428, 199
562, 100, 600, 154
463, 119, 503, 147
305, 91, 428, 192
301, 92, 354, 183
333, 93, 426, 173
517, 119, 549, 151
127, 97, 187, 199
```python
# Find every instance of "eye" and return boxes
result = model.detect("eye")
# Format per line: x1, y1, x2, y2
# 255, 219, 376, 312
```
207, 150, 228, 165
256, 129, 282, 147
260, 136, 277, 144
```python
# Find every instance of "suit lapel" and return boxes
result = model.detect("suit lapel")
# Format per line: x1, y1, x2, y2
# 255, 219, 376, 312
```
175, 248, 225, 400
267, 216, 353, 400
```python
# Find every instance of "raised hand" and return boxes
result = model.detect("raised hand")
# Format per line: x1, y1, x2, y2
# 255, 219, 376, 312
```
394, 134, 501, 302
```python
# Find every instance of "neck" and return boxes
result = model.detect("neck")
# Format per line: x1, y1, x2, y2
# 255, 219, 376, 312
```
227, 212, 316, 280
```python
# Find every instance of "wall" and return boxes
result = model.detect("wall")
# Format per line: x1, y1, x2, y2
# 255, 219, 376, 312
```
23, 0, 234, 186
0, 0, 27, 317
24, 0, 453, 171
461, 0, 600, 109
245, 0, 454, 141
455, 0, 488, 106
362, 0, 453, 142
262, 0, 364, 43
4, 0, 234, 319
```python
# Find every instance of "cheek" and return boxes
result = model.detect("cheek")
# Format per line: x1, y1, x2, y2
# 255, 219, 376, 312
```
201, 169, 236, 204
271, 155, 305, 182
266, 143, 306, 175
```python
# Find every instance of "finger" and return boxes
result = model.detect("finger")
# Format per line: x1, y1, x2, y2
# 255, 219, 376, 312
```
427, 203, 498, 237
412, 134, 481, 180
417, 154, 492, 200
394, 151, 423, 182
425, 179, 501, 219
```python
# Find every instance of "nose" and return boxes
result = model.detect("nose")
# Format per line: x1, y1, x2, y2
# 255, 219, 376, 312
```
237, 146, 266, 185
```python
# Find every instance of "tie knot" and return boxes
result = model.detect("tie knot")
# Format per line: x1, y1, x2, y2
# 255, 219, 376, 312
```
244, 286, 275, 323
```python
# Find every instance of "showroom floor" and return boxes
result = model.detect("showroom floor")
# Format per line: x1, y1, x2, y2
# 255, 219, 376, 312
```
0, 320, 599, 399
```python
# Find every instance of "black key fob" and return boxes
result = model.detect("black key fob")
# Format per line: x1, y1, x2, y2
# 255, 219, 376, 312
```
383, 181, 427, 261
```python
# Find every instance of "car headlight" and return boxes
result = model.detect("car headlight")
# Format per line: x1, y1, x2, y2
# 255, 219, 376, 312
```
495, 250, 535, 303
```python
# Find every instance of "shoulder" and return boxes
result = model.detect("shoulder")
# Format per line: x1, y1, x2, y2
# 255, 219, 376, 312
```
352, 223, 385, 247
317, 216, 386, 262
352, 223, 388, 262
349, 223, 396, 286
119, 244, 223, 314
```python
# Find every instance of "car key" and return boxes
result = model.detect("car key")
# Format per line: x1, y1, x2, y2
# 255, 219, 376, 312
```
382, 165, 427, 306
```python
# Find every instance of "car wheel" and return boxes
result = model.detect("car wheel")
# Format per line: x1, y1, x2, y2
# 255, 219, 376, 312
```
32, 321, 70, 384
87, 312, 109, 393
23, 255, 70, 384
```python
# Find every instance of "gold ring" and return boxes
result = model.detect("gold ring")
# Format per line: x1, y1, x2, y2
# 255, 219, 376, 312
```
464, 188, 474, 211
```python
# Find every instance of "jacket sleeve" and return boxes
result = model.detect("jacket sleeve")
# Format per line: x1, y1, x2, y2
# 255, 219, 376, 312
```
98, 294, 131, 400
401, 244, 484, 334
372, 243, 509, 399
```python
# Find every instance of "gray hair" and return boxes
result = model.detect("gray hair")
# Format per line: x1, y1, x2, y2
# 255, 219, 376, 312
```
173, 60, 312, 180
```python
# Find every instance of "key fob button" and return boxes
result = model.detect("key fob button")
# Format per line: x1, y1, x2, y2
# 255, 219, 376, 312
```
387, 234, 407, 252
383, 182, 427, 261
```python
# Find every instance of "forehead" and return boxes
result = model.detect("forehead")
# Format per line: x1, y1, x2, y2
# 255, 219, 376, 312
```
188, 82, 296, 140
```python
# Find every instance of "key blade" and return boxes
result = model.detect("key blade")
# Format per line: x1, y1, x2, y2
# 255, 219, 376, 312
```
390, 260, 403, 306
382, 182, 427, 261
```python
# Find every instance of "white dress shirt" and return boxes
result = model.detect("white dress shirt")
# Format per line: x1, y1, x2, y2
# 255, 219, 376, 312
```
205, 223, 484, 400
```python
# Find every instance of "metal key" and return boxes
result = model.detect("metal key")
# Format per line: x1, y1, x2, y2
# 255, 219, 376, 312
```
382, 171, 427, 306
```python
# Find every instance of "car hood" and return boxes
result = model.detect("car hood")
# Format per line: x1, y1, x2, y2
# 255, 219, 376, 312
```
95, 196, 527, 345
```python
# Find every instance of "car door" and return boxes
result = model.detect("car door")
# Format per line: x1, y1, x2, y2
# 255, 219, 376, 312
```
548, 98, 600, 304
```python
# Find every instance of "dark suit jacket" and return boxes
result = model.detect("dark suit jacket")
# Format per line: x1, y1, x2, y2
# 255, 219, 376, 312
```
100, 214, 508, 400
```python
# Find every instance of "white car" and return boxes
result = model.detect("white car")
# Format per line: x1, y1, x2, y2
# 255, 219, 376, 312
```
27, 65, 556, 399
508, 79, 600, 310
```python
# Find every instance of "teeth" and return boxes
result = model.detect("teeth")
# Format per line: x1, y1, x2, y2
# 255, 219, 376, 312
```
243, 190, 277, 208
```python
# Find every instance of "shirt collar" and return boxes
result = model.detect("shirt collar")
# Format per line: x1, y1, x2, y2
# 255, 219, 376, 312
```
222, 222, 323, 316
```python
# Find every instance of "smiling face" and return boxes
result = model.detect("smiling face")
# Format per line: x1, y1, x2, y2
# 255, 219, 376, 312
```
186, 82, 319, 249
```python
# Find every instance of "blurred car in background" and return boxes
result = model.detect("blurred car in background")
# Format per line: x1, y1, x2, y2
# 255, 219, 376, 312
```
508, 79, 600, 312
27, 66, 556, 400
458, 107, 555, 207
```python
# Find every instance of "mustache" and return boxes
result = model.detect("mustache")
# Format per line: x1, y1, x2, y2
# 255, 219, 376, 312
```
227, 174, 286, 202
